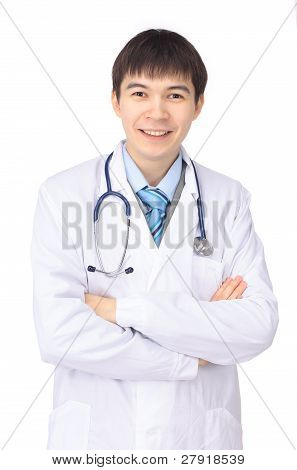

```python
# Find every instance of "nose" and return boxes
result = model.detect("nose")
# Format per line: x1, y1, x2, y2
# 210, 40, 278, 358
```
144, 98, 170, 121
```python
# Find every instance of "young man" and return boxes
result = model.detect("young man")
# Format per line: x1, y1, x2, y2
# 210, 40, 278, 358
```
31, 29, 278, 450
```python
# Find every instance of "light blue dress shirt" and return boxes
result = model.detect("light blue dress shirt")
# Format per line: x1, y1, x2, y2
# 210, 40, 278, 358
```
121, 141, 182, 202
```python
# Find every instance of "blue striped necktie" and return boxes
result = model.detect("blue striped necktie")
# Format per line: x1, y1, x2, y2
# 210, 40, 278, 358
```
136, 186, 170, 247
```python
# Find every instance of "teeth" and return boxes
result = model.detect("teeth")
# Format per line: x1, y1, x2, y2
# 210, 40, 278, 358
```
142, 130, 169, 136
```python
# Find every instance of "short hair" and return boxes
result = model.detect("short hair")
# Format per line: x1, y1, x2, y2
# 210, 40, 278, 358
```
112, 29, 208, 105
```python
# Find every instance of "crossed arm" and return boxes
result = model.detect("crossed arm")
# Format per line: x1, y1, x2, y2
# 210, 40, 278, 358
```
32, 182, 278, 377
85, 275, 248, 366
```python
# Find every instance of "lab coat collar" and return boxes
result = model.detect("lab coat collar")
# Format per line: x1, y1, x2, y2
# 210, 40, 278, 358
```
99, 139, 199, 199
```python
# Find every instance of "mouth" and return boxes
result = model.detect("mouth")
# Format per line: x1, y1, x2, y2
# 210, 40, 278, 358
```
138, 129, 173, 140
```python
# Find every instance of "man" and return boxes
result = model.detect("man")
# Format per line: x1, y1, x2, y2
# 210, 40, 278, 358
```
31, 29, 278, 450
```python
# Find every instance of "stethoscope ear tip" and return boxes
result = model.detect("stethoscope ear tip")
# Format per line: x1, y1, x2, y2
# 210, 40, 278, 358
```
87, 265, 96, 272
125, 267, 134, 274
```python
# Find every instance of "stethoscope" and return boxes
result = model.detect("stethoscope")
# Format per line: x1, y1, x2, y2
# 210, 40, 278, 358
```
88, 151, 213, 277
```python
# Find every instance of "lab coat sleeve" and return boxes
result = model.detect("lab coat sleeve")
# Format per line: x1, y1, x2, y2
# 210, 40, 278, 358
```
116, 185, 279, 365
30, 183, 199, 380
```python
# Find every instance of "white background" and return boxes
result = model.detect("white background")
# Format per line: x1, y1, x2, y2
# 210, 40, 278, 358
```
0, 0, 296, 462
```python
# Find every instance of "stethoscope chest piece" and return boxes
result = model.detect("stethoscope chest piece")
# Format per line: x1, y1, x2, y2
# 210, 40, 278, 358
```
193, 236, 214, 257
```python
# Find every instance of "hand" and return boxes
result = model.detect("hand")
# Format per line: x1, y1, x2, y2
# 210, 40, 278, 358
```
85, 293, 101, 311
198, 358, 209, 367
210, 275, 247, 302
198, 276, 248, 366
85, 293, 117, 324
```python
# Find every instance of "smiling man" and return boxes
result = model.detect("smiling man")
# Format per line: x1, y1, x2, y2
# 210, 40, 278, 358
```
111, 74, 203, 186
31, 29, 278, 450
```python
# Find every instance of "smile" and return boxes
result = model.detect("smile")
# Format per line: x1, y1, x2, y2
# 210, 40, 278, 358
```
138, 129, 173, 140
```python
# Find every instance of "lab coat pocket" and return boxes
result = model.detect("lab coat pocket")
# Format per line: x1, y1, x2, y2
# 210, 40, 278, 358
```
47, 400, 91, 450
192, 256, 224, 301
202, 408, 243, 449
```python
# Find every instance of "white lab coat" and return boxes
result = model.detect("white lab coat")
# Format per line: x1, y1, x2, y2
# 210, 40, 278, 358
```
30, 139, 278, 450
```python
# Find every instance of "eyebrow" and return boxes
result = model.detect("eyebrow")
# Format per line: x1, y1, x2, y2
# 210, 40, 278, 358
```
125, 82, 191, 95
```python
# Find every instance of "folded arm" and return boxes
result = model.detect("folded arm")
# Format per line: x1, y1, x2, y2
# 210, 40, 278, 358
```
115, 185, 279, 365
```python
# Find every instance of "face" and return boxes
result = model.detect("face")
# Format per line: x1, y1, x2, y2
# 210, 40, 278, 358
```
111, 72, 204, 164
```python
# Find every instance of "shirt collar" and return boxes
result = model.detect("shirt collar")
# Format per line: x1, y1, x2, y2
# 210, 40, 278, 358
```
121, 140, 183, 202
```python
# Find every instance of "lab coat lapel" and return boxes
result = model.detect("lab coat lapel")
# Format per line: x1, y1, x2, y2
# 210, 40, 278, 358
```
146, 145, 199, 292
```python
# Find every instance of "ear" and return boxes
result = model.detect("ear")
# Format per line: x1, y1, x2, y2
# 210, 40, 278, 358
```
111, 90, 121, 117
193, 94, 204, 121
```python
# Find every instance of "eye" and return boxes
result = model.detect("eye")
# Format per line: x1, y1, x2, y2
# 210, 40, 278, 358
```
170, 93, 183, 99
132, 91, 145, 97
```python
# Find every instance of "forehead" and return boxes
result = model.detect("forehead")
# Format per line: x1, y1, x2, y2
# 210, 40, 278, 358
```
121, 72, 194, 91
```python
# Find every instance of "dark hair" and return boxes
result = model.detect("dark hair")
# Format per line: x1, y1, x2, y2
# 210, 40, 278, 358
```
112, 29, 208, 105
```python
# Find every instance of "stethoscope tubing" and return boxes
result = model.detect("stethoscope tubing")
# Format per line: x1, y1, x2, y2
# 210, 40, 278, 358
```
91, 151, 210, 277
191, 160, 206, 240
93, 153, 131, 224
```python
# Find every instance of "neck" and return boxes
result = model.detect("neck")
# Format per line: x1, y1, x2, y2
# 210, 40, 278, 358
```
125, 142, 180, 187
